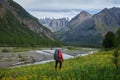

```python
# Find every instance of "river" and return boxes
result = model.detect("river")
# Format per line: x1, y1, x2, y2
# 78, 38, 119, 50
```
12, 49, 97, 67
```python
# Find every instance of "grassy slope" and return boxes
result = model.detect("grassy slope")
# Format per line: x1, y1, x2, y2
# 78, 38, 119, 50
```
0, 10, 61, 47
0, 0, 61, 47
0, 51, 120, 80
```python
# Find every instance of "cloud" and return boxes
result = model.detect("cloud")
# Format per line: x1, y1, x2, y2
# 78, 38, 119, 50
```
14, 0, 120, 9
28, 11, 78, 19
107, 0, 120, 4
28, 9, 82, 19
14, 0, 120, 18
27, 9, 101, 19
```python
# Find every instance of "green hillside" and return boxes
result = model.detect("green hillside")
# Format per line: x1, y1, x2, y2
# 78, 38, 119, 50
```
0, 10, 60, 47
0, 50, 120, 80
0, 0, 61, 47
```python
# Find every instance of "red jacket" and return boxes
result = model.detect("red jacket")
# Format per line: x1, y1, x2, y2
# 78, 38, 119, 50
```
58, 50, 63, 62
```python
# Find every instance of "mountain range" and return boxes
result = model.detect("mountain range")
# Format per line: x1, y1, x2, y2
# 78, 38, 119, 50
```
55, 7, 120, 47
1, 0, 120, 47
0, 0, 60, 47
39, 18, 69, 32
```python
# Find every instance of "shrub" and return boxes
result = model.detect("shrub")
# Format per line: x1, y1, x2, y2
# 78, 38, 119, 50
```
1, 49, 9, 52
113, 50, 119, 69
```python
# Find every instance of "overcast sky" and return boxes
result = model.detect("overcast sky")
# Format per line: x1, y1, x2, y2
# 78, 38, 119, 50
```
13, 0, 120, 19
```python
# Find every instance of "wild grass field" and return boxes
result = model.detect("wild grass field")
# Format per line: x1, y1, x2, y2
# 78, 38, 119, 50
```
0, 50, 120, 80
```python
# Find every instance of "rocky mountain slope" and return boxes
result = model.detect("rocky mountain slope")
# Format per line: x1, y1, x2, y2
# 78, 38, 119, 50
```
68, 11, 92, 30
56, 7, 120, 47
39, 17, 69, 32
0, 0, 60, 47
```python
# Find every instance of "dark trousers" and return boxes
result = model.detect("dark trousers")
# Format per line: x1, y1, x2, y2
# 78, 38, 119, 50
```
55, 61, 62, 69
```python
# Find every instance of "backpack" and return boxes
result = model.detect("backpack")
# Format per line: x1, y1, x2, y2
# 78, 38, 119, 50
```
54, 49, 59, 61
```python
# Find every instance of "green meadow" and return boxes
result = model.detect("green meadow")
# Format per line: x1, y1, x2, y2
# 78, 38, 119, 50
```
0, 50, 120, 80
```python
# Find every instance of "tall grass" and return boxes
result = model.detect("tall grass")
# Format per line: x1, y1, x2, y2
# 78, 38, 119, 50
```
0, 51, 120, 80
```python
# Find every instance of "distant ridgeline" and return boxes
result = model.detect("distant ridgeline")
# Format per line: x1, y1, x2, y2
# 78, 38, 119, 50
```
0, 0, 61, 47
55, 7, 120, 47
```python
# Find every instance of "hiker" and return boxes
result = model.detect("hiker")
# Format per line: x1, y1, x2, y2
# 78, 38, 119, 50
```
54, 49, 64, 70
